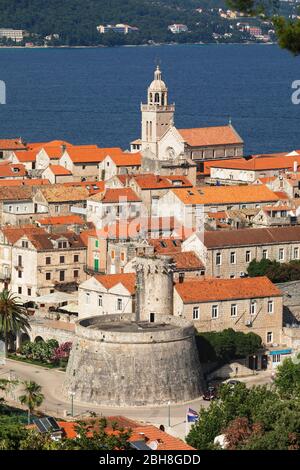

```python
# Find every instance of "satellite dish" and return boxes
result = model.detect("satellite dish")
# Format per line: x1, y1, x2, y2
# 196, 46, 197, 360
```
148, 440, 158, 450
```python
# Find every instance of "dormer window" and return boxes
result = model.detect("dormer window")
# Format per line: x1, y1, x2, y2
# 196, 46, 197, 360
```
58, 241, 67, 249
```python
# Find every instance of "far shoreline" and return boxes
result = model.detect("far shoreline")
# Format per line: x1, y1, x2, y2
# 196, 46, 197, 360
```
0, 41, 277, 50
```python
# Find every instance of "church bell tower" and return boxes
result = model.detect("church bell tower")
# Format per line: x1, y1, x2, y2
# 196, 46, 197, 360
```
141, 66, 175, 158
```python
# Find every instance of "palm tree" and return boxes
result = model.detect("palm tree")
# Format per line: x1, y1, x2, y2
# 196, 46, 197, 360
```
0, 290, 31, 357
19, 381, 44, 425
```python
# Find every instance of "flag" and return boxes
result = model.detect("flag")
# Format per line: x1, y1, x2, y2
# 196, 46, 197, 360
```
187, 407, 199, 423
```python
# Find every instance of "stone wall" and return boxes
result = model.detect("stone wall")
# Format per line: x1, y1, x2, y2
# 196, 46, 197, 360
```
64, 313, 204, 406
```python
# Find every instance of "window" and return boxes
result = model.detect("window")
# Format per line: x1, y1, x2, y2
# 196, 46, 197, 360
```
73, 270, 79, 278
74, 254, 79, 263
18, 270, 22, 279
58, 241, 67, 249
294, 247, 299, 260
250, 300, 256, 315
86, 293, 90, 304
117, 298, 122, 311
262, 249, 268, 259
267, 331, 273, 343
278, 248, 284, 261
46, 257, 51, 265
150, 312, 155, 323
216, 252, 222, 266
230, 252, 236, 264
272, 354, 280, 363
268, 300, 274, 314
120, 252, 125, 262
55, 205, 59, 213
46, 272, 51, 281
98, 295, 103, 307
22, 240, 28, 248
18, 286, 22, 294
179, 272, 185, 283
193, 307, 200, 320
18, 255, 22, 267
59, 270, 65, 282
95, 240, 99, 248
212, 305, 219, 319
82, 165, 86, 170
60, 256, 65, 264
27, 288, 31, 296
111, 250, 115, 260
231, 304, 237, 317
246, 251, 251, 263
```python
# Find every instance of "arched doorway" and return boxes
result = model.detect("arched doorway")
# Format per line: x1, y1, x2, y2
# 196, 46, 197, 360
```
20, 332, 30, 347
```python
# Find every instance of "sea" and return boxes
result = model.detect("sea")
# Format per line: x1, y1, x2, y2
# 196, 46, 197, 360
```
0, 43, 299, 155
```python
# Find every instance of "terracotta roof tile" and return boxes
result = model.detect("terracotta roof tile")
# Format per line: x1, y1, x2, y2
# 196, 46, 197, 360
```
89, 188, 141, 203
0, 178, 49, 187
175, 276, 282, 303
211, 154, 300, 171
0, 186, 33, 201
204, 226, 300, 248
0, 163, 26, 178
178, 125, 243, 147
133, 173, 192, 190
66, 146, 123, 163
40, 185, 89, 202
0, 139, 27, 150
48, 165, 72, 176
94, 273, 136, 294
63, 180, 105, 195
107, 152, 141, 167
172, 185, 279, 205
171, 251, 205, 270
38, 215, 85, 226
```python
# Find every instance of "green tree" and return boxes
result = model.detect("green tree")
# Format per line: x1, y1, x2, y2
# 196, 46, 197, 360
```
274, 353, 300, 398
0, 290, 30, 357
19, 381, 44, 425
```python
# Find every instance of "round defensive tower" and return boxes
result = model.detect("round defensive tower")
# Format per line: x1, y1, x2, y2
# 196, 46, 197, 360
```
64, 255, 204, 407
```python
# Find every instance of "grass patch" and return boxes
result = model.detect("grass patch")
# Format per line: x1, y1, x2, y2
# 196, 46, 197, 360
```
8, 353, 62, 370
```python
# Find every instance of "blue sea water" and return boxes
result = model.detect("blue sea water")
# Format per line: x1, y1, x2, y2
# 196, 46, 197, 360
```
0, 44, 299, 154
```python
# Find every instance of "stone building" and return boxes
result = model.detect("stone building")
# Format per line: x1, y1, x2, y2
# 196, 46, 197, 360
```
33, 185, 89, 217
0, 226, 86, 301
0, 138, 27, 161
182, 226, 300, 279
174, 276, 283, 349
78, 272, 136, 319
98, 153, 141, 181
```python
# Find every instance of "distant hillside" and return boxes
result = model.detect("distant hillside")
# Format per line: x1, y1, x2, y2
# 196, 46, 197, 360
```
0, 0, 278, 46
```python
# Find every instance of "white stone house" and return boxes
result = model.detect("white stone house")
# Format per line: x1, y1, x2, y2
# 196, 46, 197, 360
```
78, 273, 136, 319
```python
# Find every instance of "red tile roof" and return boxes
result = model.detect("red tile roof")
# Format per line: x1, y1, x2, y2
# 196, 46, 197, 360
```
14, 149, 37, 162
0, 138, 27, 150
48, 165, 72, 176
38, 215, 85, 226
204, 226, 300, 249
0, 178, 50, 187
178, 125, 243, 147
63, 180, 105, 195
175, 276, 282, 303
211, 154, 300, 171
0, 163, 26, 178
171, 251, 205, 270
89, 188, 141, 203
107, 152, 141, 167
94, 273, 136, 294
66, 146, 123, 163
55, 418, 194, 450
132, 174, 193, 190
172, 185, 279, 205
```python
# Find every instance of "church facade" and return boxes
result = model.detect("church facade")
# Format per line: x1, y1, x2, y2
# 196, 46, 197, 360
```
132, 66, 244, 180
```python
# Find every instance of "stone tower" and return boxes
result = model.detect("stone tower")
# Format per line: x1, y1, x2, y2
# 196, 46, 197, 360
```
135, 255, 174, 322
141, 66, 175, 158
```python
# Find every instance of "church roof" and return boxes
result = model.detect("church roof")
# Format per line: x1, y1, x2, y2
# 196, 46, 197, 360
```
178, 125, 243, 147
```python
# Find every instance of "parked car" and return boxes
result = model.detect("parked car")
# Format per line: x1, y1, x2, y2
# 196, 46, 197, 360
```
226, 379, 241, 386
203, 386, 217, 401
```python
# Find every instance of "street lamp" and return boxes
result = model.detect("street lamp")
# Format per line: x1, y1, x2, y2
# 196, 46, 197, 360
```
69, 391, 75, 417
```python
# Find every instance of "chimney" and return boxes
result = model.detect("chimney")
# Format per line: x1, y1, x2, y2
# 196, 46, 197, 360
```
61, 144, 67, 156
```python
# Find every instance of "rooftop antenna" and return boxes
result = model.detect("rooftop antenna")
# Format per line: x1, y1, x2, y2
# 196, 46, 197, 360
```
228, 116, 232, 125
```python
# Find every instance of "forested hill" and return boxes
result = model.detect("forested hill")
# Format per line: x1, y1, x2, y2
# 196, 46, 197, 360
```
0, 0, 278, 46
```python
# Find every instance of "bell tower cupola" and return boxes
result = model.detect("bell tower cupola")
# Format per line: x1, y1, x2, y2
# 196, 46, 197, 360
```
141, 66, 175, 158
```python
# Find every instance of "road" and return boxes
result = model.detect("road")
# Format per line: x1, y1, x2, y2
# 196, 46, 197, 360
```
0, 359, 272, 440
